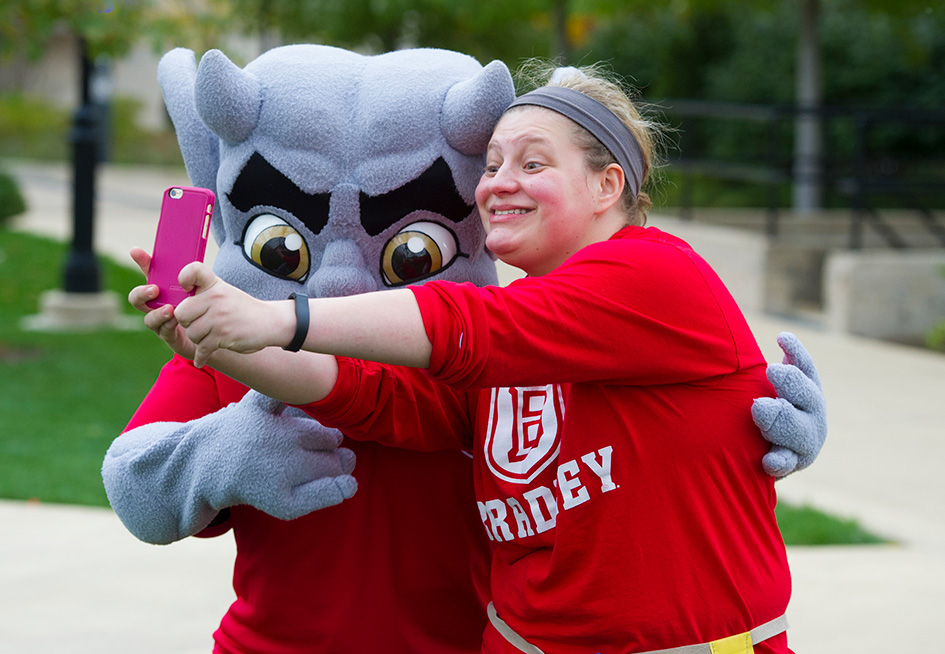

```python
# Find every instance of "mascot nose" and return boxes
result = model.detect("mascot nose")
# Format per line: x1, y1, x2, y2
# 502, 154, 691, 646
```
309, 240, 379, 298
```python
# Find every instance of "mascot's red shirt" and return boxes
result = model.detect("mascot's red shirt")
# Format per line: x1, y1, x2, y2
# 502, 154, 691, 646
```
302, 226, 793, 654
124, 356, 491, 654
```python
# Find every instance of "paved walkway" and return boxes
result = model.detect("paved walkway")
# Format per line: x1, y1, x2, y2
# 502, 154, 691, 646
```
3, 160, 944, 652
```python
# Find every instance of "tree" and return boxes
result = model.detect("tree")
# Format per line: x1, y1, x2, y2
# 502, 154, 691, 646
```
580, 0, 943, 210
0, 0, 237, 68
224, 0, 576, 70
1, 1, 151, 296
794, 0, 823, 212
0, 0, 226, 303
0, 0, 147, 61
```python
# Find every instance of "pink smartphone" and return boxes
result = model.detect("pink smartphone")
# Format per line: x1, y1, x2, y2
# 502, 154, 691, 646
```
146, 186, 215, 310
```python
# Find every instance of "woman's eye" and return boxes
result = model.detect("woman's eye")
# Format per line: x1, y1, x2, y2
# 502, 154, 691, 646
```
525, 161, 542, 170
381, 221, 461, 286
241, 214, 310, 281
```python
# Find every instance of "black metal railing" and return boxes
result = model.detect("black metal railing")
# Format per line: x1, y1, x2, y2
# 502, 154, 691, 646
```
657, 99, 945, 248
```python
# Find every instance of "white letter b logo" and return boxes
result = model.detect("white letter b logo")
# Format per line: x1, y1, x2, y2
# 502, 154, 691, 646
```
484, 385, 564, 484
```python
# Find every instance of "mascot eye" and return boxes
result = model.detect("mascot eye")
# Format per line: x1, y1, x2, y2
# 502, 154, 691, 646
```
381, 221, 461, 286
241, 214, 310, 281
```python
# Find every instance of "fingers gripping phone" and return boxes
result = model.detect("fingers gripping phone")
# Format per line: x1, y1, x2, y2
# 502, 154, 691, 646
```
146, 186, 215, 310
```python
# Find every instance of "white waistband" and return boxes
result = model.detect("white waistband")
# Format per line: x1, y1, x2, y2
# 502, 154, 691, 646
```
486, 602, 789, 654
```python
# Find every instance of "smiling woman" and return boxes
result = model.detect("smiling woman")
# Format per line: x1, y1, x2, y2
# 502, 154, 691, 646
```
126, 63, 810, 654
474, 66, 660, 276
476, 107, 627, 276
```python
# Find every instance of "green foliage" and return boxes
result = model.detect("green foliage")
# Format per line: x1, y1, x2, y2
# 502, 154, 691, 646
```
0, 230, 171, 507
0, 0, 150, 60
0, 93, 183, 166
0, 0, 239, 66
926, 321, 945, 352
0, 169, 28, 228
226, 0, 558, 66
776, 501, 886, 546
6, 0, 945, 208
0, 94, 71, 160
106, 97, 183, 166
657, 169, 792, 210
578, 2, 945, 208
585, 5, 737, 99
140, 0, 241, 57
580, 1, 945, 109
926, 265, 945, 353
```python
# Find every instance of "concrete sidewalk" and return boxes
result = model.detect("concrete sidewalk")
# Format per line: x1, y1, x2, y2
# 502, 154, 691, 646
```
3, 160, 945, 652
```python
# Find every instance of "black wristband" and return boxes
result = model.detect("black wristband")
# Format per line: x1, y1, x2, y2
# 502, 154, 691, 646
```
283, 292, 309, 352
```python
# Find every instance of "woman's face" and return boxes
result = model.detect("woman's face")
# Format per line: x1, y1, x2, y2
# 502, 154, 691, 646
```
475, 107, 615, 276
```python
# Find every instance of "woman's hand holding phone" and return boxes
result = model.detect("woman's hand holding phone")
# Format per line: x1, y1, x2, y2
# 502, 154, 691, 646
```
146, 186, 214, 309
128, 246, 199, 361
130, 252, 289, 367
174, 262, 293, 368
129, 185, 215, 361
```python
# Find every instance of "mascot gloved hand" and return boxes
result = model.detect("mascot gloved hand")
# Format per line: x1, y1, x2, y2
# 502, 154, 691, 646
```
754, 331, 827, 477
103, 391, 356, 544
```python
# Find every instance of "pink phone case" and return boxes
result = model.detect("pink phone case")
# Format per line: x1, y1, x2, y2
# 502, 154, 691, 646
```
146, 186, 215, 310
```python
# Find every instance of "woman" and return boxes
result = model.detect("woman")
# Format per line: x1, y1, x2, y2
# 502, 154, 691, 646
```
133, 64, 793, 653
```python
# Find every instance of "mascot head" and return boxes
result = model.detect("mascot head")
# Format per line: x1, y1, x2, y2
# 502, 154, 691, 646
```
157, 45, 515, 301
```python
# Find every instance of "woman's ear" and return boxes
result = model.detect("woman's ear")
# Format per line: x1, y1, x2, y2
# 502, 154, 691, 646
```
595, 163, 625, 212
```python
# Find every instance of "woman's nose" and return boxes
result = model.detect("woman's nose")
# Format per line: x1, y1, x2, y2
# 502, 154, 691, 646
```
488, 164, 518, 193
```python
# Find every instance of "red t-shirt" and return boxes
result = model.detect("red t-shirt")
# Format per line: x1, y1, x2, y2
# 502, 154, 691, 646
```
303, 226, 792, 654
123, 355, 491, 654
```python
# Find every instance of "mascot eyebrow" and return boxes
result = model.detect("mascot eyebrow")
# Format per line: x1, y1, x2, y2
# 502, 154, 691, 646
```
228, 153, 473, 239
228, 153, 332, 236
359, 158, 474, 236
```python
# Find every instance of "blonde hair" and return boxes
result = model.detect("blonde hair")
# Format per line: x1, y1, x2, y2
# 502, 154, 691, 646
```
513, 60, 664, 226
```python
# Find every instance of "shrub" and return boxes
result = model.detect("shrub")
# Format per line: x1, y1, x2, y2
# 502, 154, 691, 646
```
106, 96, 183, 166
0, 93, 70, 160
0, 92, 183, 167
927, 321, 945, 352
0, 169, 27, 228
925, 265, 945, 353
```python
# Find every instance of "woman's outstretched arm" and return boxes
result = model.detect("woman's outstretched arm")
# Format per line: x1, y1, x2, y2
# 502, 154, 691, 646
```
129, 255, 432, 403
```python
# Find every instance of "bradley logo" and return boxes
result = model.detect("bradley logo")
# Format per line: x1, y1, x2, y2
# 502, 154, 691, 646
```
484, 385, 564, 484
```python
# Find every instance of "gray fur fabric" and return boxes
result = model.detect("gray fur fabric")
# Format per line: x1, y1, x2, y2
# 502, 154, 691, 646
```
753, 331, 827, 477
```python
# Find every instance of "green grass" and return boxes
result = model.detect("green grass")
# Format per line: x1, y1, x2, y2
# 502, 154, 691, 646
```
776, 501, 886, 546
0, 230, 171, 507
0, 230, 886, 544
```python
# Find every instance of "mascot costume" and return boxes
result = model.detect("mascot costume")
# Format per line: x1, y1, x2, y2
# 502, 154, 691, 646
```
102, 45, 827, 654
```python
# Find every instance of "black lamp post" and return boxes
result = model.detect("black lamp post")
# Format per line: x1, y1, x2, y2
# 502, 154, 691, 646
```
21, 36, 128, 332
63, 37, 103, 294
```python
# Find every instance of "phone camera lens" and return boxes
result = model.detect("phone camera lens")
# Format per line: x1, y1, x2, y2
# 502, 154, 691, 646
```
169, 188, 184, 199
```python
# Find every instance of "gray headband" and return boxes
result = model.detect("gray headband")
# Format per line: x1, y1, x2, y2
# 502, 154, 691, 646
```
507, 86, 645, 197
